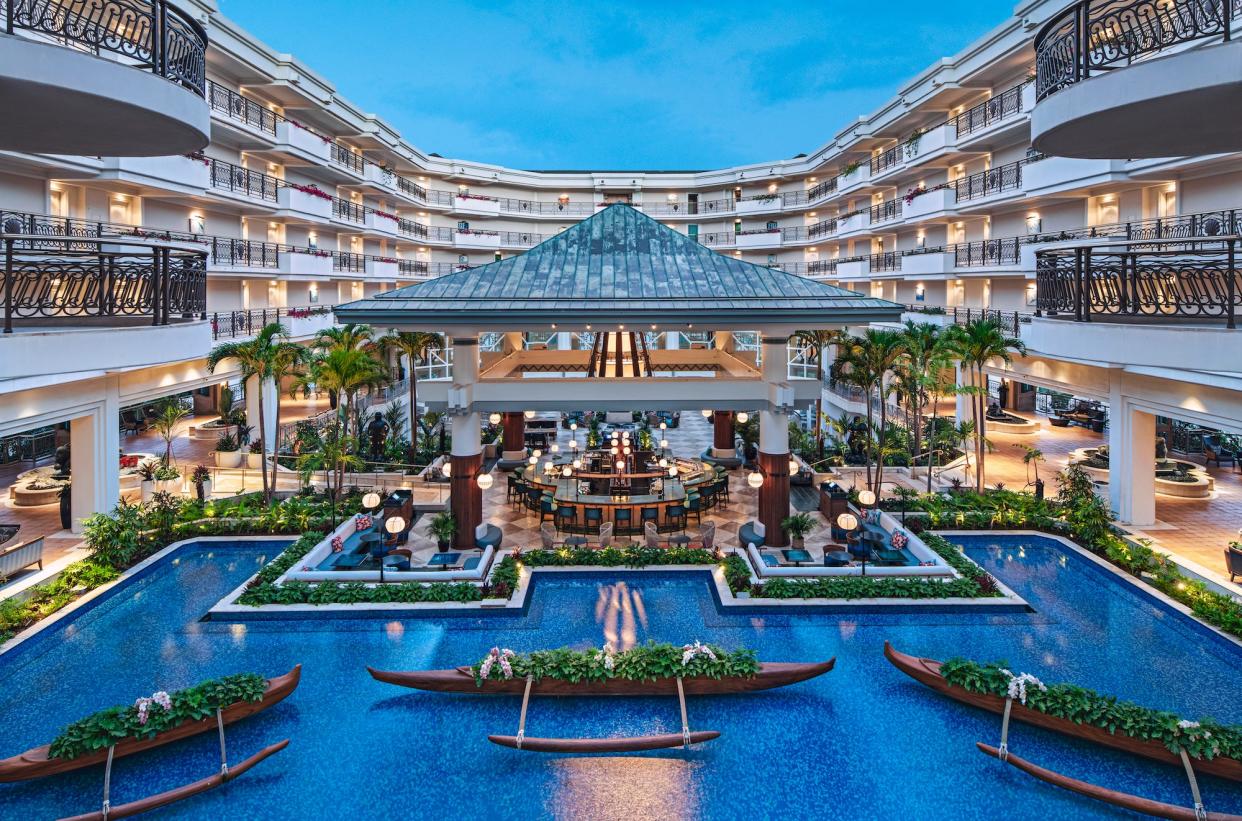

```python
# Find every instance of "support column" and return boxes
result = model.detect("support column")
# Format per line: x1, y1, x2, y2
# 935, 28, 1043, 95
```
449, 337, 483, 549
245, 375, 278, 453
758, 335, 791, 547
501, 412, 526, 461
70, 380, 120, 533
711, 411, 735, 458
1109, 397, 1156, 527
954, 362, 972, 424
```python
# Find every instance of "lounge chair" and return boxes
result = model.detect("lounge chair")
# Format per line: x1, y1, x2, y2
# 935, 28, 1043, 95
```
698, 522, 716, 552
1203, 436, 1237, 468
644, 521, 662, 549
540, 522, 558, 550
1226, 544, 1242, 583
597, 522, 614, 550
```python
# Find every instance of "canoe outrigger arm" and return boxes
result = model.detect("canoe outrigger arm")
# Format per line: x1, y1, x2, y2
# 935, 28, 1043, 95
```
1180, 748, 1208, 821
677, 677, 690, 749
516, 676, 533, 750
997, 696, 1014, 762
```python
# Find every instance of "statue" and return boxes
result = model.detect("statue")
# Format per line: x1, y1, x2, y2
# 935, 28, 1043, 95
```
845, 415, 868, 459
1155, 436, 1168, 462
51, 443, 71, 479
365, 412, 389, 459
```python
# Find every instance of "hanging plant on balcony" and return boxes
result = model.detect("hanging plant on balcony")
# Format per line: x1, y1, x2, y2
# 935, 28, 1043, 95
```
903, 128, 927, 158
183, 151, 210, 166
371, 209, 399, 222
289, 119, 332, 143
841, 160, 862, 177
904, 186, 927, 206
286, 182, 332, 201
291, 247, 331, 257
375, 256, 399, 264
456, 192, 496, 201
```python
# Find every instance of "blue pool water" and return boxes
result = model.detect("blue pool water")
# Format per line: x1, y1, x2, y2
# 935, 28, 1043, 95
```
1, 534, 1240, 820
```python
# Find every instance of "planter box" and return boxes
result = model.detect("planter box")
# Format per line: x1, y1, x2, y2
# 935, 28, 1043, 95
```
275, 120, 331, 162
735, 197, 781, 215
215, 451, 243, 468
277, 186, 333, 220
247, 452, 264, 469
453, 195, 501, 216
836, 259, 869, 278
365, 211, 401, 234
903, 187, 957, 221
453, 231, 501, 250
735, 230, 782, 249
279, 251, 333, 277
366, 258, 399, 278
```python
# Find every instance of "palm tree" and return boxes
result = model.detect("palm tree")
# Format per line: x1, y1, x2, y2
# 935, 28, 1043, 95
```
296, 423, 363, 526
947, 319, 1026, 491
378, 331, 444, 445
151, 400, 189, 465
267, 338, 309, 495
312, 323, 376, 409
791, 329, 842, 455
1015, 443, 1046, 487
897, 321, 948, 469
295, 347, 388, 442
836, 328, 906, 491
207, 323, 291, 501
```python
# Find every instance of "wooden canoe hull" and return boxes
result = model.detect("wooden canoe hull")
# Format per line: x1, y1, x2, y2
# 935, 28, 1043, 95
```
0, 665, 301, 783
884, 642, 1242, 783
488, 731, 720, 753
978, 743, 1242, 821
367, 659, 834, 696
57, 739, 289, 821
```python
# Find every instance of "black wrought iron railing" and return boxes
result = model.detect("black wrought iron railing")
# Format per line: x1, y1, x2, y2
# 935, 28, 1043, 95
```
950, 83, 1028, 137
644, 198, 733, 216
955, 237, 1022, 267
210, 305, 329, 340
951, 160, 1024, 202
398, 259, 427, 277
499, 198, 594, 216
1035, 0, 1241, 101
206, 80, 276, 134
1036, 240, 1241, 326
868, 251, 901, 272
209, 237, 278, 269
695, 231, 734, 247
501, 231, 546, 247
397, 218, 428, 239
208, 158, 279, 201
808, 258, 839, 276
329, 143, 365, 175
869, 198, 902, 224
332, 198, 366, 224
869, 145, 903, 176
394, 175, 427, 202
807, 178, 838, 201
4, 0, 208, 96
332, 251, 366, 273
808, 218, 837, 239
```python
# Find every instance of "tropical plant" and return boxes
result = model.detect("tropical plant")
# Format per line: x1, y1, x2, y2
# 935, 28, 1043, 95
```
468, 642, 761, 685
294, 423, 363, 525
214, 433, 239, 453
378, 330, 444, 444
429, 511, 457, 546
836, 328, 906, 491
946, 319, 1026, 491
295, 347, 388, 443
791, 329, 841, 454
1015, 443, 1046, 486
150, 400, 189, 465
266, 335, 309, 494
897, 320, 949, 473
780, 513, 815, 543
191, 465, 211, 501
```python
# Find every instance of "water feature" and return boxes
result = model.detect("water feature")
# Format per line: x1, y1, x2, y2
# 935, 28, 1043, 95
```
1, 534, 1240, 819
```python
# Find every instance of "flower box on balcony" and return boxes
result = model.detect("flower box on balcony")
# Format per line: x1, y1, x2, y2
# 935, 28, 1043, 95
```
903, 186, 956, 221
365, 209, 401, 234
735, 196, 782, 215
453, 194, 501, 216
735, 228, 783, 249
365, 164, 398, 192
277, 185, 333, 220
453, 229, 501, 250
838, 163, 871, 192
275, 120, 331, 162
903, 123, 953, 163
366, 257, 399, 278
278, 249, 332, 277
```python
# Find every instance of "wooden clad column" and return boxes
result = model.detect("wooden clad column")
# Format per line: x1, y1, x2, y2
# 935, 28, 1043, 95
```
757, 451, 791, 548
449, 452, 483, 549
502, 412, 525, 455
712, 411, 735, 455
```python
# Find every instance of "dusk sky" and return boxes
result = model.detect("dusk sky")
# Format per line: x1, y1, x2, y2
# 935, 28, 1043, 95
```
226, 0, 1013, 170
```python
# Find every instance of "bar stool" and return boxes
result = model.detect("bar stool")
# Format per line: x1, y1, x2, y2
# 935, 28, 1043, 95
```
583, 507, 604, 534
507, 474, 522, 505
640, 507, 660, 532
556, 504, 577, 534
686, 494, 702, 526
525, 487, 542, 512
539, 495, 556, 524
666, 503, 687, 533
716, 477, 731, 504
614, 507, 633, 536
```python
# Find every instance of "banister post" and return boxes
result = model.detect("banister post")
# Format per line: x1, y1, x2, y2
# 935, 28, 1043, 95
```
1228, 239, 1237, 329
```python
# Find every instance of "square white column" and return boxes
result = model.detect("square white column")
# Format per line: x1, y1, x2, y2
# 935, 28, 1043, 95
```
245, 375, 279, 452
69, 383, 120, 533
1108, 399, 1156, 527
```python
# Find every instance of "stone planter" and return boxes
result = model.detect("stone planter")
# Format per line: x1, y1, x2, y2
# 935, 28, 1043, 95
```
985, 415, 1041, 435
196, 479, 213, 501
215, 450, 243, 469
247, 452, 264, 469
735, 590, 751, 600
140, 480, 155, 501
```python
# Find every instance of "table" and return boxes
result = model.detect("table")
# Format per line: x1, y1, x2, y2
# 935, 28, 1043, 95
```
782, 548, 812, 566
428, 552, 462, 569
824, 550, 853, 567
333, 553, 367, 570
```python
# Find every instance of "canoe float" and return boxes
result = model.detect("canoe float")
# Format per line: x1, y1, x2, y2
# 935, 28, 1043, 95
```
0, 665, 301, 783
885, 642, 1242, 782
978, 743, 1242, 821
367, 659, 834, 696
488, 731, 720, 753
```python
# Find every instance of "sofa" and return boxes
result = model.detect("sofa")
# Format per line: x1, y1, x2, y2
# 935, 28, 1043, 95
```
0, 536, 43, 578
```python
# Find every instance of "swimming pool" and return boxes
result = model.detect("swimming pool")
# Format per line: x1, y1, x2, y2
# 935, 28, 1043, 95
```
1, 534, 1239, 820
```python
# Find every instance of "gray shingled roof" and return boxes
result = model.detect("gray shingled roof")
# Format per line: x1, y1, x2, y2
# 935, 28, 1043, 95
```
335, 204, 902, 327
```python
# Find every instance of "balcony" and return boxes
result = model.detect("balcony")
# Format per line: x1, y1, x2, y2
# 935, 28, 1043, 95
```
274, 119, 331, 163
365, 257, 399, 279
332, 198, 367, 227
838, 163, 871, 193
735, 228, 783, 248
1032, 0, 1242, 158
836, 258, 869, 278
869, 146, 904, 179
0, 0, 208, 156
902, 187, 956, 221
807, 179, 838, 203
1022, 155, 1127, 197
695, 231, 734, 249
501, 231, 546, 248
209, 238, 280, 271
869, 199, 902, 228
278, 250, 332, 277
837, 211, 868, 236
952, 160, 1025, 205
453, 194, 501, 216
332, 252, 366, 275
106, 153, 209, 191
364, 209, 401, 234
500, 198, 594, 217
454, 229, 500, 250
735, 195, 784, 216
328, 144, 365, 177
208, 159, 279, 203
901, 250, 955, 276
206, 81, 277, 141
276, 184, 333, 221
902, 123, 954, 163
951, 83, 1034, 147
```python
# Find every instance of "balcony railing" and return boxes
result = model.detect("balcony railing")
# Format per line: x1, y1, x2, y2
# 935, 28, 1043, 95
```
208, 159, 279, 201
4, 0, 208, 96
1035, 0, 1241, 101
501, 231, 546, 247
695, 231, 734, 247
397, 218, 428, 239
869, 251, 900, 272
1, 220, 207, 332
869, 198, 901, 224
808, 259, 839, 276
210, 237, 279, 268
807, 178, 838, 201
956, 237, 1022, 267
394, 175, 427, 202
332, 198, 366, 224
329, 143, 365, 175
808, 218, 837, 239
1036, 239, 1241, 327
398, 259, 427, 277
332, 251, 365, 273
206, 80, 277, 135
950, 83, 1028, 137
869, 145, 903, 176
644, 198, 733, 216
951, 160, 1024, 202
499, 198, 594, 216
210, 305, 329, 340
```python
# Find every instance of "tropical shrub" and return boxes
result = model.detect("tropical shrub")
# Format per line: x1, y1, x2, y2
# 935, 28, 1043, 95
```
469, 641, 760, 685
518, 545, 718, 568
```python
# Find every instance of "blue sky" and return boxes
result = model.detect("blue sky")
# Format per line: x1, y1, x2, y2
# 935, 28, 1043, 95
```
226, 0, 1013, 170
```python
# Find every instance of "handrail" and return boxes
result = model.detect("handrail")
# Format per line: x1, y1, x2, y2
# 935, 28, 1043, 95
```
210, 305, 330, 340
949, 82, 1028, 137
208, 158, 279, 202
3, 0, 208, 96
1035, 0, 1240, 101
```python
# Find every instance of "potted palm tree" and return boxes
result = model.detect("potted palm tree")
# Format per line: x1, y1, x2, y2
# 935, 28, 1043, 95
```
191, 464, 212, 501
214, 433, 242, 468
781, 513, 815, 549
429, 511, 457, 552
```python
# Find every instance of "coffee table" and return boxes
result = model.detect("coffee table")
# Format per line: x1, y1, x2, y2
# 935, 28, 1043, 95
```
428, 552, 462, 569
824, 550, 853, 567
781, 548, 812, 566
333, 553, 367, 570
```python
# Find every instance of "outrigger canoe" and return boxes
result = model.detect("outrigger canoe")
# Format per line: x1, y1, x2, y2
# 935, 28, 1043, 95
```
488, 731, 720, 753
367, 659, 834, 696
884, 642, 1242, 782
0, 665, 301, 783
978, 743, 1242, 821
